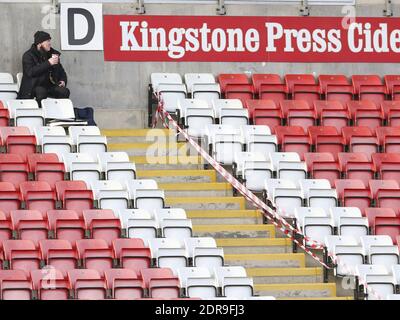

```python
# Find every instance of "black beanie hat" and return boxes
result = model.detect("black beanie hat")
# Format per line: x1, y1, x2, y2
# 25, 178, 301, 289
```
34, 31, 51, 45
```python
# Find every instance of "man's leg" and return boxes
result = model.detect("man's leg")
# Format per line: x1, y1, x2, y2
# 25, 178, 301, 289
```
34, 86, 48, 107
49, 86, 70, 99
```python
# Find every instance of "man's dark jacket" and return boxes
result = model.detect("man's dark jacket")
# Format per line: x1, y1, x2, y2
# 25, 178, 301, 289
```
17, 44, 67, 99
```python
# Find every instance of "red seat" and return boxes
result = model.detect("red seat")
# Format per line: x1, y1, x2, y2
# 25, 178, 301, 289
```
30, 268, 69, 300
342, 126, 378, 160
316, 101, 349, 132
105, 269, 144, 300
313, 100, 345, 118
347, 101, 379, 119
376, 127, 400, 146
374, 216, 400, 244
0, 182, 22, 218
334, 179, 372, 211
384, 75, 400, 100
338, 153, 374, 186
0, 210, 12, 242
19, 181, 56, 215
279, 100, 311, 119
380, 101, 400, 126
308, 126, 339, 144
369, 180, 400, 200
376, 189, 400, 211
83, 209, 121, 246
46, 210, 85, 246
253, 108, 282, 132
140, 268, 180, 299
0, 109, 10, 127
39, 239, 78, 277
0, 154, 25, 163
372, 153, 400, 180
244, 99, 277, 119
304, 152, 339, 186
113, 238, 151, 273
352, 75, 387, 104
0, 162, 29, 190
365, 208, 397, 227
287, 109, 316, 129
10, 210, 48, 247
3, 240, 41, 274
292, 83, 320, 106
6, 136, 37, 161
225, 84, 254, 104
275, 125, 306, 144
67, 269, 106, 300
76, 239, 114, 275
314, 135, 344, 160
281, 135, 311, 160
55, 181, 94, 216
284, 74, 315, 95
383, 134, 400, 154
355, 110, 384, 132
319, 75, 353, 104
0, 127, 31, 145
252, 74, 286, 103
218, 74, 249, 95
0, 269, 32, 300
27, 153, 65, 189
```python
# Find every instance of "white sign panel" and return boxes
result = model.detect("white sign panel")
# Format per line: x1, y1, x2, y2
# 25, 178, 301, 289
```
60, 3, 103, 50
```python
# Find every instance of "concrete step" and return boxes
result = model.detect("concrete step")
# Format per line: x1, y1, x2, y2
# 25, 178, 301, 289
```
187, 210, 263, 225
254, 282, 337, 298
193, 224, 275, 239
131, 155, 204, 170
166, 196, 246, 211
216, 238, 291, 254
101, 128, 175, 143
159, 183, 233, 197
247, 267, 323, 284
137, 169, 216, 183
108, 142, 189, 156
224, 253, 305, 268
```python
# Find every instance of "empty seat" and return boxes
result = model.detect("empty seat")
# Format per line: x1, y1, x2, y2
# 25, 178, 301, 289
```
68, 126, 107, 154
214, 266, 254, 298
384, 75, 400, 100
149, 238, 188, 269
11, 210, 48, 246
0, 182, 22, 218
91, 180, 130, 212
55, 181, 94, 216
0, 269, 32, 300
329, 207, 363, 228
41, 99, 78, 122
119, 209, 158, 240
304, 152, 340, 186
19, 181, 56, 214
252, 107, 283, 132
97, 152, 136, 183
178, 99, 214, 138
0, 84, 18, 101
352, 75, 386, 105
63, 153, 101, 185
83, 209, 121, 246
178, 267, 217, 299
113, 238, 151, 272
141, 267, 180, 299
155, 208, 193, 239
0, 210, 12, 241
31, 268, 68, 300
335, 179, 372, 211
76, 239, 114, 274
240, 125, 277, 154
105, 269, 144, 300
68, 269, 106, 300
319, 75, 353, 104
212, 99, 248, 126
372, 153, 400, 180
126, 179, 165, 211
360, 235, 399, 270
0, 73, 14, 84
342, 126, 378, 160
284, 74, 315, 95
34, 126, 72, 156
184, 73, 220, 105
374, 216, 400, 244
47, 209, 85, 245
28, 153, 65, 189
39, 239, 78, 276
244, 99, 277, 119
0, 127, 36, 160
252, 74, 286, 103
0, 160, 29, 190
355, 264, 394, 300
151, 73, 186, 114
184, 237, 224, 268
218, 74, 249, 95
338, 153, 374, 186
3, 240, 41, 273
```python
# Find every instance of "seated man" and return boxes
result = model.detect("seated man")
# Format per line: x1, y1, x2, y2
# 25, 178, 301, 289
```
17, 31, 70, 106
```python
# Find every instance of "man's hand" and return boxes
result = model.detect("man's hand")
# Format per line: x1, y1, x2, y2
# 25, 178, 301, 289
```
48, 54, 59, 66
58, 81, 66, 87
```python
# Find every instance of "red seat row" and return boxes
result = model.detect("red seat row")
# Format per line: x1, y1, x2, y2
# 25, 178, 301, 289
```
249, 100, 400, 132
0, 238, 151, 277
218, 73, 400, 105
0, 267, 182, 300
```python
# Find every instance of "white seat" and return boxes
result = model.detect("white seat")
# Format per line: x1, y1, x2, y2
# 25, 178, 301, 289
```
294, 207, 327, 229
240, 125, 277, 155
124, 210, 158, 239
97, 152, 136, 183
338, 216, 369, 238
149, 238, 188, 269
15, 108, 45, 132
205, 124, 243, 165
117, 208, 152, 228
273, 188, 303, 218
233, 151, 272, 192
151, 73, 183, 92
63, 153, 101, 184
0, 84, 18, 101
177, 99, 210, 119
97, 152, 130, 171
126, 179, 158, 197
386, 294, 400, 300
178, 99, 214, 138
268, 152, 300, 172
185, 73, 220, 107
212, 99, 243, 118
264, 179, 297, 201
213, 266, 254, 298
0, 73, 14, 84
155, 208, 193, 239
68, 126, 101, 144
329, 207, 363, 228
277, 161, 307, 182
184, 73, 217, 92
16, 73, 23, 90
212, 99, 248, 126
360, 235, 399, 270
325, 235, 364, 276
68, 126, 107, 154
177, 267, 218, 299
91, 180, 130, 212
34, 126, 72, 156
6, 99, 38, 118
42, 99, 75, 120
126, 179, 164, 211
184, 237, 224, 268
392, 264, 400, 286
355, 264, 394, 300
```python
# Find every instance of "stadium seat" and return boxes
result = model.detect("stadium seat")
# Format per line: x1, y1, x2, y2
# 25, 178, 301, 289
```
39, 239, 78, 276
365, 208, 398, 229
83, 209, 121, 246
334, 179, 372, 212
68, 126, 107, 154
3, 240, 41, 273
178, 99, 215, 138
360, 235, 399, 270
240, 125, 277, 154
105, 268, 144, 300
19, 181, 56, 214
97, 152, 136, 183
126, 179, 165, 211
177, 267, 217, 299
252, 108, 282, 132
41, 99, 77, 122
0, 84, 18, 101
212, 99, 248, 126
6, 99, 38, 119
0, 160, 29, 191
112, 238, 151, 272
304, 152, 340, 186
224, 84, 254, 104
372, 153, 400, 180
384, 75, 400, 100
329, 207, 363, 229
15, 109, 45, 132
252, 74, 286, 103
31, 268, 69, 300
55, 181, 94, 216
352, 75, 387, 105
338, 153, 374, 186
63, 153, 101, 185
374, 216, 400, 244
141, 267, 180, 299
68, 269, 106, 300
244, 99, 277, 119
355, 264, 395, 300
284, 74, 315, 96
184, 73, 220, 105
218, 74, 249, 95
214, 266, 254, 298
0, 73, 14, 84
11, 210, 48, 246
91, 180, 130, 212
155, 208, 193, 239
28, 153, 65, 190
338, 214, 369, 238
275, 126, 310, 159
0, 269, 32, 300
76, 239, 114, 274
34, 126, 73, 156
380, 101, 400, 126
119, 209, 158, 239
184, 237, 224, 268
342, 126, 378, 160
0, 127, 36, 160
318, 74, 353, 104
0, 108, 10, 127
0, 210, 12, 241
0, 182, 22, 218
47, 209, 85, 245
149, 238, 188, 269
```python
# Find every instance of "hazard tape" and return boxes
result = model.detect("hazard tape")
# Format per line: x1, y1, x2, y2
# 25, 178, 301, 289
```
152, 97, 384, 300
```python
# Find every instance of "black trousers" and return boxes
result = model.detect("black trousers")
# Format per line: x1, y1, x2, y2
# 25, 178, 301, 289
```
34, 85, 70, 107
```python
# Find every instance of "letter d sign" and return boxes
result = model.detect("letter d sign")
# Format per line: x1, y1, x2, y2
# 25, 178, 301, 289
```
61, 3, 103, 50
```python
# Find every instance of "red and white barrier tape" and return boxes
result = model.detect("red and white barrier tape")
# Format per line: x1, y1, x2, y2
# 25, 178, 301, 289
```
152, 98, 384, 300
